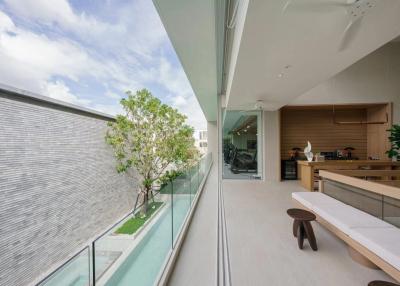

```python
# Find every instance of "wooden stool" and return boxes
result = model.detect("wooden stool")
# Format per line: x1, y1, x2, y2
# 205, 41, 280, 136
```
287, 208, 318, 251
368, 281, 400, 286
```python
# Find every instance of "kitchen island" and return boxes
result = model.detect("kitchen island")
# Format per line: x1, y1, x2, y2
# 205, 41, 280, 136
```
297, 160, 400, 191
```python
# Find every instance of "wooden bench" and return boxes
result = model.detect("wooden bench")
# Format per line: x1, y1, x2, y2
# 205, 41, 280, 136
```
292, 192, 400, 282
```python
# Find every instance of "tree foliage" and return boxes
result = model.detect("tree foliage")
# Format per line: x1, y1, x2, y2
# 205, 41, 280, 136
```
387, 124, 400, 159
106, 89, 199, 213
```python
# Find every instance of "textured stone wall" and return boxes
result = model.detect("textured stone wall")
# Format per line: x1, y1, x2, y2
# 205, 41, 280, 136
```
0, 91, 138, 286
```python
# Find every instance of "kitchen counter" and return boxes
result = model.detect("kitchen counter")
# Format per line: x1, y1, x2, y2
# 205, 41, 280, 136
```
297, 160, 400, 191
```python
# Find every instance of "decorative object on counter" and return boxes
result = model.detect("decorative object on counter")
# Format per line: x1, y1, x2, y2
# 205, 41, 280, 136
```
336, 149, 344, 159
304, 141, 313, 162
314, 153, 325, 162
289, 147, 302, 160
344, 146, 355, 159
387, 124, 400, 161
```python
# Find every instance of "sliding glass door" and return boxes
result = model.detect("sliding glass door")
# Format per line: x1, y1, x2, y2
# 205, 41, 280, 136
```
222, 110, 262, 180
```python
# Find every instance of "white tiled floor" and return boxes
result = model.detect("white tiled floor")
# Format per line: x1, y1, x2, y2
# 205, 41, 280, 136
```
223, 179, 394, 286
168, 172, 395, 286
168, 166, 218, 286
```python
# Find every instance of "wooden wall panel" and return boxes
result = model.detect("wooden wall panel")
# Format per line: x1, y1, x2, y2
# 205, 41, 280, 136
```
367, 103, 392, 160
281, 108, 368, 160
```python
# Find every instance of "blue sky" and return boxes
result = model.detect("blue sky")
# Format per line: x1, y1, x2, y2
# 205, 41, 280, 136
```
0, 0, 206, 129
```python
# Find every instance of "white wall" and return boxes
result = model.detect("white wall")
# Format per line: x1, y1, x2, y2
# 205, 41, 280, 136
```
207, 121, 218, 161
0, 92, 136, 286
293, 42, 400, 124
264, 111, 280, 181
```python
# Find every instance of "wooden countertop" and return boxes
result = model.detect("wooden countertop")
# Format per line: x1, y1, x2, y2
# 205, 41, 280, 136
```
297, 160, 400, 166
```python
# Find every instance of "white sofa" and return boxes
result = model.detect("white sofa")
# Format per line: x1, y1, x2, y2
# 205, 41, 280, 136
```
292, 192, 400, 279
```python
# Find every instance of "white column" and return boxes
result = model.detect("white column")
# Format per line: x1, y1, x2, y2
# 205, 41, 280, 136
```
264, 111, 281, 181
207, 121, 218, 161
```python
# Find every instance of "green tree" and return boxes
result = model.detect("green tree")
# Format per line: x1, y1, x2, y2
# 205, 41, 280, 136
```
106, 89, 199, 214
387, 124, 400, 160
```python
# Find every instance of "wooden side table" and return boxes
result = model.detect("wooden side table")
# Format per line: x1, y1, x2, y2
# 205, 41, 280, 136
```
287, 208, 318, 251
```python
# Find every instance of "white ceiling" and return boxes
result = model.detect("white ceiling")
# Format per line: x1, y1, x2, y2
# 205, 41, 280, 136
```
225, 0, 400, 111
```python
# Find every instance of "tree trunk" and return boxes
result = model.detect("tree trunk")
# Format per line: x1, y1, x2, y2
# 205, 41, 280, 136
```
140, 187, 150, 216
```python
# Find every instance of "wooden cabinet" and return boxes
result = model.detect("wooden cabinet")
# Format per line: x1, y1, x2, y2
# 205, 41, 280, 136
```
298, 160, 400, 191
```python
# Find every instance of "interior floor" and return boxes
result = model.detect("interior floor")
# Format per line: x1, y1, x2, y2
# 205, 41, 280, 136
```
223, 163, 259, 180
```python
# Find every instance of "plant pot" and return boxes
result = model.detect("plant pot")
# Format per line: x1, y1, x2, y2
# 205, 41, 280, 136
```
392, 156, 398, 162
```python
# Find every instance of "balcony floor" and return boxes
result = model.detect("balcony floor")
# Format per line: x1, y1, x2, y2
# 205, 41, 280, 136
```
168, 169, 395, 285
223, 179, 394, 286
168, 165, 218, 286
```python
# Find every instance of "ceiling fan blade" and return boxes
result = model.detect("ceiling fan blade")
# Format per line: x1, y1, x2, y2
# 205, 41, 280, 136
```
338, 16, 363, 51
283, 0, 348, 14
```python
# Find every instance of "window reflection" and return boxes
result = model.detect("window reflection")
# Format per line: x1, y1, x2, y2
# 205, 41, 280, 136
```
222, 110, 262, 179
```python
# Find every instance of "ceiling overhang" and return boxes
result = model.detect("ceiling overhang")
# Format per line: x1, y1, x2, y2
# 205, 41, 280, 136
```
224, 0, 400, 111
153, 0, 225, 122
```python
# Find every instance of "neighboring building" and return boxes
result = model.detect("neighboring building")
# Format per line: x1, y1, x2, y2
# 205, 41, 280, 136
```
0, 85, 137, 286
194, 130, 208, 155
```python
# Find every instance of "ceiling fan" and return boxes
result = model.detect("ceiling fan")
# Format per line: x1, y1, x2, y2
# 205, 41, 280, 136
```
283, 0, 378, 51
237, 100, 266, 113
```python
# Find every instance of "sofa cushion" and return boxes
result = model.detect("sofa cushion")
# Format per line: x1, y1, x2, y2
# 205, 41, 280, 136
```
313, 204, 394, 235
350, 227, 400, 271
292, 192, 344, 210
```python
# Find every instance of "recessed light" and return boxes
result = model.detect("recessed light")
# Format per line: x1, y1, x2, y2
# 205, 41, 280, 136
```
278, 73, 283, 78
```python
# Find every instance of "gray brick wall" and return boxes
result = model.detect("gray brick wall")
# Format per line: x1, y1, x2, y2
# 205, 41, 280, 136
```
0, 91, 138, 286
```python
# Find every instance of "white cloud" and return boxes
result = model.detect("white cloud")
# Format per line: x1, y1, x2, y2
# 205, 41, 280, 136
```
91, 103, 123, 116
0, 8, 14, 31
4, 0, 165, 57
3, 0, 124, 40
43, 80, 91, 106
0, 9, 106, 84
172, 95, 187, 106
0, 1, 207, 130
105, 90, 122, 100
152, 57, 207, 129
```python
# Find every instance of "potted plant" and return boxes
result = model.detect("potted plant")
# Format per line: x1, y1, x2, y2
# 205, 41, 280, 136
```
387, 124, 400, 161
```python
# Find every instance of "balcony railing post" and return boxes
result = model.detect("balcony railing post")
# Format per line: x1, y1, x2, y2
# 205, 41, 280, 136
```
171, 179, 174, 249
189, 167, 192, 206
92, 241, 96, 286
197, 161, 200, 190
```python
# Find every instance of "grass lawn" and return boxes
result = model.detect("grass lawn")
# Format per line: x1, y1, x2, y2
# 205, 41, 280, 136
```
115, 201, 163, 235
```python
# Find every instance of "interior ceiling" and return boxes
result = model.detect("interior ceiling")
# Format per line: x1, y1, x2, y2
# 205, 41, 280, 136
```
226, 0, 400, 111
231, 116, 257, 134
223, 110, 260, 136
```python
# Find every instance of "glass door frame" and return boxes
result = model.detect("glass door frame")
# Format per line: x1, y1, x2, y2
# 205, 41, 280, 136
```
220, 108, 263, 180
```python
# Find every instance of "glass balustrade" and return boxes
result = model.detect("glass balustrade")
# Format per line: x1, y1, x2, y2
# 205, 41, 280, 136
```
37, 153, 212, 286
37, 247, 90, 286
324, 178, 400, 227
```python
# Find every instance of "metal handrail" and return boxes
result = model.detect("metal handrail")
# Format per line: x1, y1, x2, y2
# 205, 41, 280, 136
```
35, 246, 90, 286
